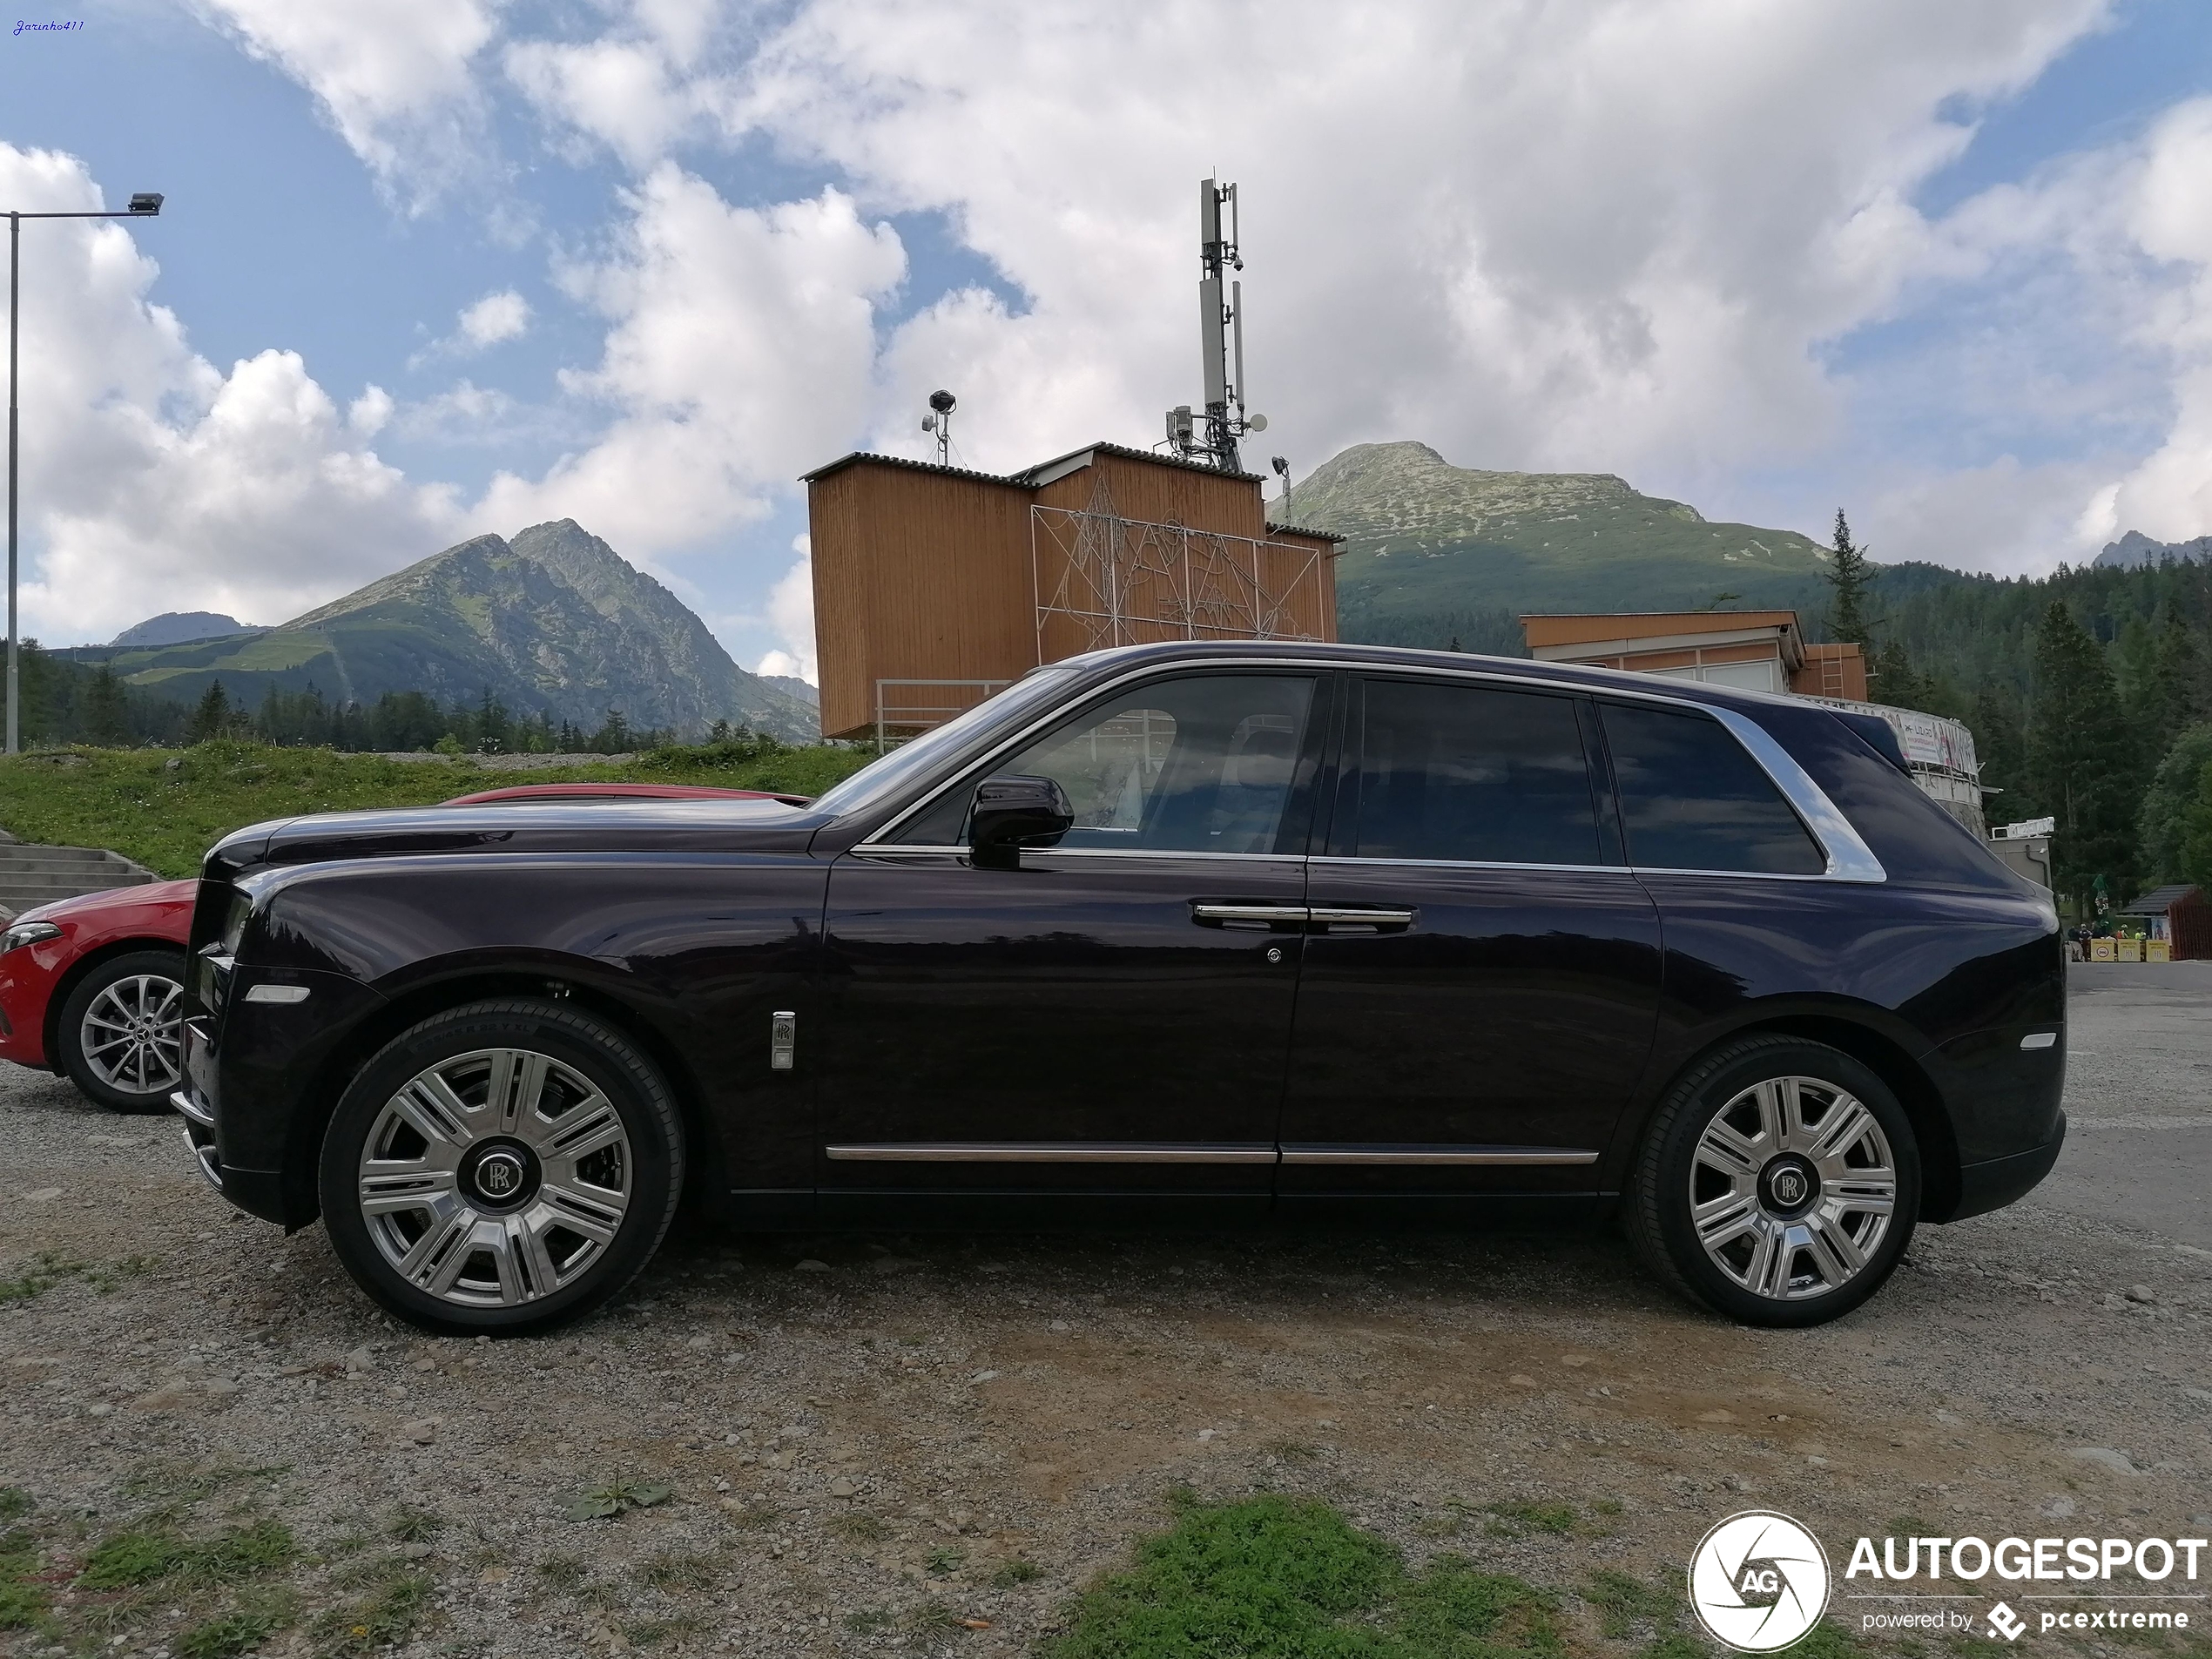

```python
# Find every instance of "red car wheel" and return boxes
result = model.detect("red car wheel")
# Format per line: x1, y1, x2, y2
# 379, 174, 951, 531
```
57, 948, 188, 1114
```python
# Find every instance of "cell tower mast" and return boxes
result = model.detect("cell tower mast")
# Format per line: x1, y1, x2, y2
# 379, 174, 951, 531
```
1165, 178, 1265, 472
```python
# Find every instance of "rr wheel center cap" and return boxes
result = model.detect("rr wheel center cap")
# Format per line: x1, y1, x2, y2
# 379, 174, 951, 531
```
460, 1141, 540, 1210
1759, 1154, 1820, 1217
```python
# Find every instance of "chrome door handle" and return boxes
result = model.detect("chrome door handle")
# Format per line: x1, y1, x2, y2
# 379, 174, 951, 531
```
1191, 903, 1310, 931
1308, 906, 1416, 932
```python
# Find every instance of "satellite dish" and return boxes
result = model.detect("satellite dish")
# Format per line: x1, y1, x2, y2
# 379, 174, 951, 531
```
1247, 413, 1268, 433
921, 415, 936, 432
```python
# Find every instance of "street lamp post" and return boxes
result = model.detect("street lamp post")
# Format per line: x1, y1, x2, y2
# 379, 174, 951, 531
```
6, 191, 163, 754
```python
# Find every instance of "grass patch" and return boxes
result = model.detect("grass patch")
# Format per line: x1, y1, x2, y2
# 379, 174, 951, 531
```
622, 1615, 703, 1647
78, 1520, 296, 1591
536, 1554, 588, 1591
1264, 1440, 1320, 1461
992, 1558, 1042, 1588
0, 738, 871, 879
309, 1556, 433, 1656
635, 1551, 718, 1591
1044, 1492, 1573, 1659
924, 1545, 968, 1576
0, 1490, 30, 1521
565, 1474, 673, 1521
0, 1523, 48, 1633
846, 1607, 897, 1632
1586, 1569, 1679, 1639
833, 1512, 892, 1543
384, 1506, 444, 1544
1483, 1501, 1580, 1539
120, 1459, 288, 1510
178, 1588, 301, 1659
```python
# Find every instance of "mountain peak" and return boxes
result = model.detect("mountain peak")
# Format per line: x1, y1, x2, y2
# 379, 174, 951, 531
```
2096, 529, 2212, 569
108, 610, 249, 649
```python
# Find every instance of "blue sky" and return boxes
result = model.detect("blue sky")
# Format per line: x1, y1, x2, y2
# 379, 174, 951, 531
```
3, 1, 2210, 671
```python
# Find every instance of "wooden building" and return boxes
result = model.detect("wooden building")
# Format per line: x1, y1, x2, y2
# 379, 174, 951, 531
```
1521, 610, 1866, 699
804, 442, 1343, 742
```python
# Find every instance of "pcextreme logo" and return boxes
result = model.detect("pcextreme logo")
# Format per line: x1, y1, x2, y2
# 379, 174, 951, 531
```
1689, 1512, 1832, 1652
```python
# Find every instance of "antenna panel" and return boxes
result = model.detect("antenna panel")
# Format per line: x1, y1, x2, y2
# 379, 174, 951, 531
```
1199, 273, 1228, 406
1198, 179, 1220, 247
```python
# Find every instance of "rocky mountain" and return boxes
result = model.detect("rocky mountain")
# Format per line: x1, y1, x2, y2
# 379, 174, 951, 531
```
80, 522, 819, 741
109, 611, 250, 649
1283, 442, 1834, 651
761, 675, 819, 707
2094, 529, 2212, 570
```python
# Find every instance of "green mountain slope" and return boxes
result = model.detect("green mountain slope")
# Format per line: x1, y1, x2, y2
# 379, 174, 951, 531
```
1285, 442, 1834, 651
68, 521, 818, 741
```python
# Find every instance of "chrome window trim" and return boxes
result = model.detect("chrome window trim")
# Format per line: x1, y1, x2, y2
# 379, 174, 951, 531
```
1311, 854, 1625, 877
826, 1142, 1278, 1164
848, 843, 1306, 864
853, 652, 1886, 885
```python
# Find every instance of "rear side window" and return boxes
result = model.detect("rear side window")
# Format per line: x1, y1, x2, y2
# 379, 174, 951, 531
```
1352, 680, 1601, 865
1601, 704, 1824, 875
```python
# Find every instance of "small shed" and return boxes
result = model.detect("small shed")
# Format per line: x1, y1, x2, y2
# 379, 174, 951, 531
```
2119, 884, 2212, 957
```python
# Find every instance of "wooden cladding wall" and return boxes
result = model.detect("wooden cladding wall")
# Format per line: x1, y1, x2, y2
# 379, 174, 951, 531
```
808, 448, 1339, 740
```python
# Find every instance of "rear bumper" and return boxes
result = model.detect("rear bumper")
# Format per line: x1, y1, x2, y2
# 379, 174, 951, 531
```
1944, 1111, 2067, 1223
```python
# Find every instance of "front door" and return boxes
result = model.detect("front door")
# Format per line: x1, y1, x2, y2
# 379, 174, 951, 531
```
1278, 674, 1662, 1206
816, 670, 1329, 1213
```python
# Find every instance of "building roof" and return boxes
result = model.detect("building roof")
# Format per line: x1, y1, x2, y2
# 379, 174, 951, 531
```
1521, 610, 1805, 671
799, 451, 1031, 489
2120, 883, 2202, 916
1265, 519, 1348, 545
802, 439, 1270, 491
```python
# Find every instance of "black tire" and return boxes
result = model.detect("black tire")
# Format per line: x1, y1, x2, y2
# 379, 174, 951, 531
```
1625, 1035, 1919, 1327
319, 999, 684, 1336
56, 948, 188, 1114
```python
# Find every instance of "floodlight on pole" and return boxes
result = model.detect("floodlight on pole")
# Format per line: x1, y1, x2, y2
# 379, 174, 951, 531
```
6, 191, 163, 754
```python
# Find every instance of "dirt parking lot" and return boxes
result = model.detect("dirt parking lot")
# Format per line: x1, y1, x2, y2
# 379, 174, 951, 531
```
3, 964, 2209, 1657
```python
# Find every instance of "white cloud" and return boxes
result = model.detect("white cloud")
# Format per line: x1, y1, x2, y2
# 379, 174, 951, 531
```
3, 145, 461, 643
457, 288, 531, 348
474, 166, 904, 553
753, 536, 817, 684
190, 0, 503, 200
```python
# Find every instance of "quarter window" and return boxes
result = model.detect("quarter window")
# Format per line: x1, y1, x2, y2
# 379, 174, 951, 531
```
1601, 703, 1824, 875
1352, 680, 1602, 865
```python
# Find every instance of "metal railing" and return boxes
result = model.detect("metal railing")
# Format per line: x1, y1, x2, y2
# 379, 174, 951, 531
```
873, 678, 1012, 752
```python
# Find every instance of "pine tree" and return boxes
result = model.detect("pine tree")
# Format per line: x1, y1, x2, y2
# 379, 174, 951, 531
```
1970, 685, 2035, 823
84, 665, 130, 747
2029, 602, 2138, 910
1824, 509, 1874, 652
189, 680, 232, 745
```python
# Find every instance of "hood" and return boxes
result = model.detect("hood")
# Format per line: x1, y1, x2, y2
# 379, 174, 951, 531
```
10, 877, 197, 926
207, 797, 826, 880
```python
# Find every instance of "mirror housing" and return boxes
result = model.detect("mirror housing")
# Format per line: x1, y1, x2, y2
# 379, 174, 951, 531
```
969, 774, 1074, 868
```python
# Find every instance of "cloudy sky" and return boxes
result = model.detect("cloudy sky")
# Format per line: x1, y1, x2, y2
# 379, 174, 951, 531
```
3, 1, 2210, 678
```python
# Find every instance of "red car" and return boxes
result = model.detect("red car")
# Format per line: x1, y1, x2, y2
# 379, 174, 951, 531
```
0, 782, 802, 1112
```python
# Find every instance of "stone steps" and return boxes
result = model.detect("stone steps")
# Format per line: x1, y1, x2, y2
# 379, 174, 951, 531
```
0, 835, 162, 921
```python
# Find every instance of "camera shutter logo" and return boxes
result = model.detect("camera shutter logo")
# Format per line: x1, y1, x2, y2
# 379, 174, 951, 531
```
1689, 1511, 1832, 1651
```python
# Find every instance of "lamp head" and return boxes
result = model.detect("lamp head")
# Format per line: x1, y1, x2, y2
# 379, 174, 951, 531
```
927, 388, 957, 415
126, 193, 164, 216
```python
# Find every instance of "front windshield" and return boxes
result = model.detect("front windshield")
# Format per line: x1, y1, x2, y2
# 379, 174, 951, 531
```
809, 668, 1080, 819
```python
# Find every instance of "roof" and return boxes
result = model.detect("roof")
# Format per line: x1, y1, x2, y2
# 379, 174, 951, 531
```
799, 451, 1030, 489
2120, 883, 2202, 915
1265, 519, 1348, 545
1521, 610, 1802, 647
801, 439, 1267, 490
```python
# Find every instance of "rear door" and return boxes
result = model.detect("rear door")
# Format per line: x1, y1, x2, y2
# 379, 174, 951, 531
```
1278, 674, 1663, 1205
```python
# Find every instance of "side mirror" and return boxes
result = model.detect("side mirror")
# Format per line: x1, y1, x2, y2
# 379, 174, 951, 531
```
969, 774, 1074, 869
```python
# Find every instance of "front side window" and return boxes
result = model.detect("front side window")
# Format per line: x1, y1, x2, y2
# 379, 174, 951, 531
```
1351, 679, 1602, 865
895, 674, 1317, 854
1602, 702, 1824, 875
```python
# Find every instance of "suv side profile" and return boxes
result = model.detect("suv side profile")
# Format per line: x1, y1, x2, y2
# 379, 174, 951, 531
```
176, 643, 2065, 1332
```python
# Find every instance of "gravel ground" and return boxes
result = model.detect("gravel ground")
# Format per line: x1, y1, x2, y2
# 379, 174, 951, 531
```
3, 968, 2209, 1658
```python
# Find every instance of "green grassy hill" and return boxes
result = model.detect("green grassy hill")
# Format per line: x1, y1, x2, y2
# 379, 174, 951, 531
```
58, 521, 818, 741
1285, 442, 1834, 651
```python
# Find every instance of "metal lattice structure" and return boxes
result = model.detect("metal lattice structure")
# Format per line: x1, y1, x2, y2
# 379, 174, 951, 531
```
1031, 478, 1324, 658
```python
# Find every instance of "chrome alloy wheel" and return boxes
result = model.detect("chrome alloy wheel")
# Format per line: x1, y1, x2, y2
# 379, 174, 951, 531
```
1689, 1075, 1897, 1302
357, 1047, 631, 1309
79, 973, 185, 1096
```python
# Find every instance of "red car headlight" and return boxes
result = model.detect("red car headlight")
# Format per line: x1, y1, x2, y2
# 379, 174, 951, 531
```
1, 921, 61, 954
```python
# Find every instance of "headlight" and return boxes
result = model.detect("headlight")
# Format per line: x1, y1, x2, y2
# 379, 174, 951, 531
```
1, 921, 61, 954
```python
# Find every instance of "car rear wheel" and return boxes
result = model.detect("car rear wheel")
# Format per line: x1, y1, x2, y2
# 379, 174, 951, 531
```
1625, 1035, 1919, 1327
57, 948, 188, 1114
319, 999, 684, 1335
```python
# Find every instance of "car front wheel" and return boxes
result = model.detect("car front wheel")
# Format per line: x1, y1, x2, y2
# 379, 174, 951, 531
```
319, 999, 684, 1335
1625, 1035, 1919, 1327
57, 948, 188, 1113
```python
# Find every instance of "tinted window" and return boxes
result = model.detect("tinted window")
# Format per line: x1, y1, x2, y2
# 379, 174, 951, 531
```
899, 674, 1317, 855
1353, 681, 1600, 865
1602, 704, 1824, 874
